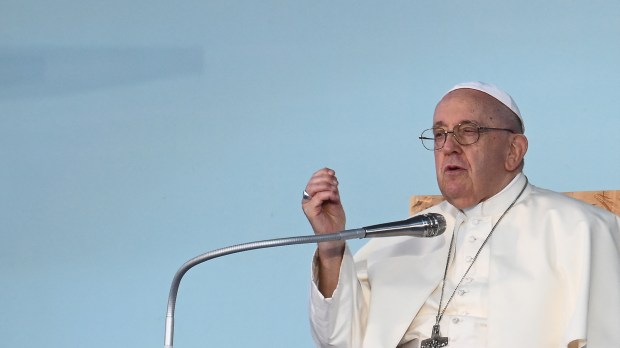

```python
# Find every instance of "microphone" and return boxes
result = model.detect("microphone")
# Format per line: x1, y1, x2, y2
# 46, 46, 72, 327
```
164, 213, 446, 347
360, 212, 446, 238
328, 212, 446, 240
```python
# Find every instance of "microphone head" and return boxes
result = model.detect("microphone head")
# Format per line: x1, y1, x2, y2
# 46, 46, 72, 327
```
422, 213, 447, 237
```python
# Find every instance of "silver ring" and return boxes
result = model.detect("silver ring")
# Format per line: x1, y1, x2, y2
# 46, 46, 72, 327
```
302, 190, 312, 200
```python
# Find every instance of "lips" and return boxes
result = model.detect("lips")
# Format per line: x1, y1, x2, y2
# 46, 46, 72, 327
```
444, 164, 466, 174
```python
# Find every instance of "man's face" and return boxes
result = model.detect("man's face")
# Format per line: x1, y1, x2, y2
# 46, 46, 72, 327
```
433, 89, 515, 209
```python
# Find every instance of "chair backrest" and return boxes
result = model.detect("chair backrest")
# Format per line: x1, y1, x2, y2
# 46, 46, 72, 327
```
410, 190, 620, 216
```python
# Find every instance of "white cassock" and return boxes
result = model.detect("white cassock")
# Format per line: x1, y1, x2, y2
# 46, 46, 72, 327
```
309, 174, 620, 348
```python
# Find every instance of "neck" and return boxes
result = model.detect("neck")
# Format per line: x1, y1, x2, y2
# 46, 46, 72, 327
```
461, 173, 526, 216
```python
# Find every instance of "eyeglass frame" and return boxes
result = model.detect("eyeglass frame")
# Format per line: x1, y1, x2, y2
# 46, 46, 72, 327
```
419, 121, 517, 151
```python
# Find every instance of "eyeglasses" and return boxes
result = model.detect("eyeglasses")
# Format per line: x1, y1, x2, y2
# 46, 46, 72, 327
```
419, 122, 516, 151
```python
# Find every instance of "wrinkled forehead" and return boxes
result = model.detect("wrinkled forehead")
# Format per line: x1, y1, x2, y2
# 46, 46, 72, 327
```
432, 89, 500, 126
435, 82, 524, 132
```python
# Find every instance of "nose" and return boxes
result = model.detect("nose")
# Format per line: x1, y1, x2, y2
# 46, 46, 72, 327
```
441, 131, 461, 152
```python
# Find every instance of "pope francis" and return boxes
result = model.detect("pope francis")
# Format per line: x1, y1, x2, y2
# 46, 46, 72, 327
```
301, 82, 620, 348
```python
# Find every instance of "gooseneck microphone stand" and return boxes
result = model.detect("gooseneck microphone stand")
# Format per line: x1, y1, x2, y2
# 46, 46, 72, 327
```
164, 213, 446, 347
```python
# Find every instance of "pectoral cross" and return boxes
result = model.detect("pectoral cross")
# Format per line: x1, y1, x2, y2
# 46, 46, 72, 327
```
420, 324, 449, 348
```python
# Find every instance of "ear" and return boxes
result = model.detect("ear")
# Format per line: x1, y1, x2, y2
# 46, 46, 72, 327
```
505, 134, 528, 171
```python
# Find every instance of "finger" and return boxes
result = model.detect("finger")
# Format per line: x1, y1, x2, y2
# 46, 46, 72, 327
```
302, 190, 343, 217
303, 185, 339, 207
307, 168, 337, 183
305, 180, 338, 197
305, 172, 339, 196
312, 189, 341, 204
311, 167, 336, 177
302, 190, 342, 215
304, 187, 341, 203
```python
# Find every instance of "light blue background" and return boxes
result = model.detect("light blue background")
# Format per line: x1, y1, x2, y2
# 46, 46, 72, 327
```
2, 1, 619, 347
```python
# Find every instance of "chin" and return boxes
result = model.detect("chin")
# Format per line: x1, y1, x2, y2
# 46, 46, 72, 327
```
449, 198, 478, 210
440, 187, 476, 210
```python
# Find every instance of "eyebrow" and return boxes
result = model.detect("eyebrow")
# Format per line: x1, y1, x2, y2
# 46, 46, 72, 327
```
433, 119, 477, 127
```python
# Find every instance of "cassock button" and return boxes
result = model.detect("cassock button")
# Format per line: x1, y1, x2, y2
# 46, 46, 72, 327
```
468, 236, 477, 242
452, 317, 460, 324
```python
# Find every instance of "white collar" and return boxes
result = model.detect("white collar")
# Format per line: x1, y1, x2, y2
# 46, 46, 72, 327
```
460, 173, 527, 218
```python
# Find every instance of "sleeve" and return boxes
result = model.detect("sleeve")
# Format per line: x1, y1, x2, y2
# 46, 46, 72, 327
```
564, 212, 620, 347
308, 244, 370, 348
584, 213, 620, 346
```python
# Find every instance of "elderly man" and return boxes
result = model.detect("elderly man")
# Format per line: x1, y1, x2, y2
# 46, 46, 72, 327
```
302, 82, 620, 348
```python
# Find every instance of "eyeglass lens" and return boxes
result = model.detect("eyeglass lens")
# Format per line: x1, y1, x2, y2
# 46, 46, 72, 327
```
420, 123, 481, 150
